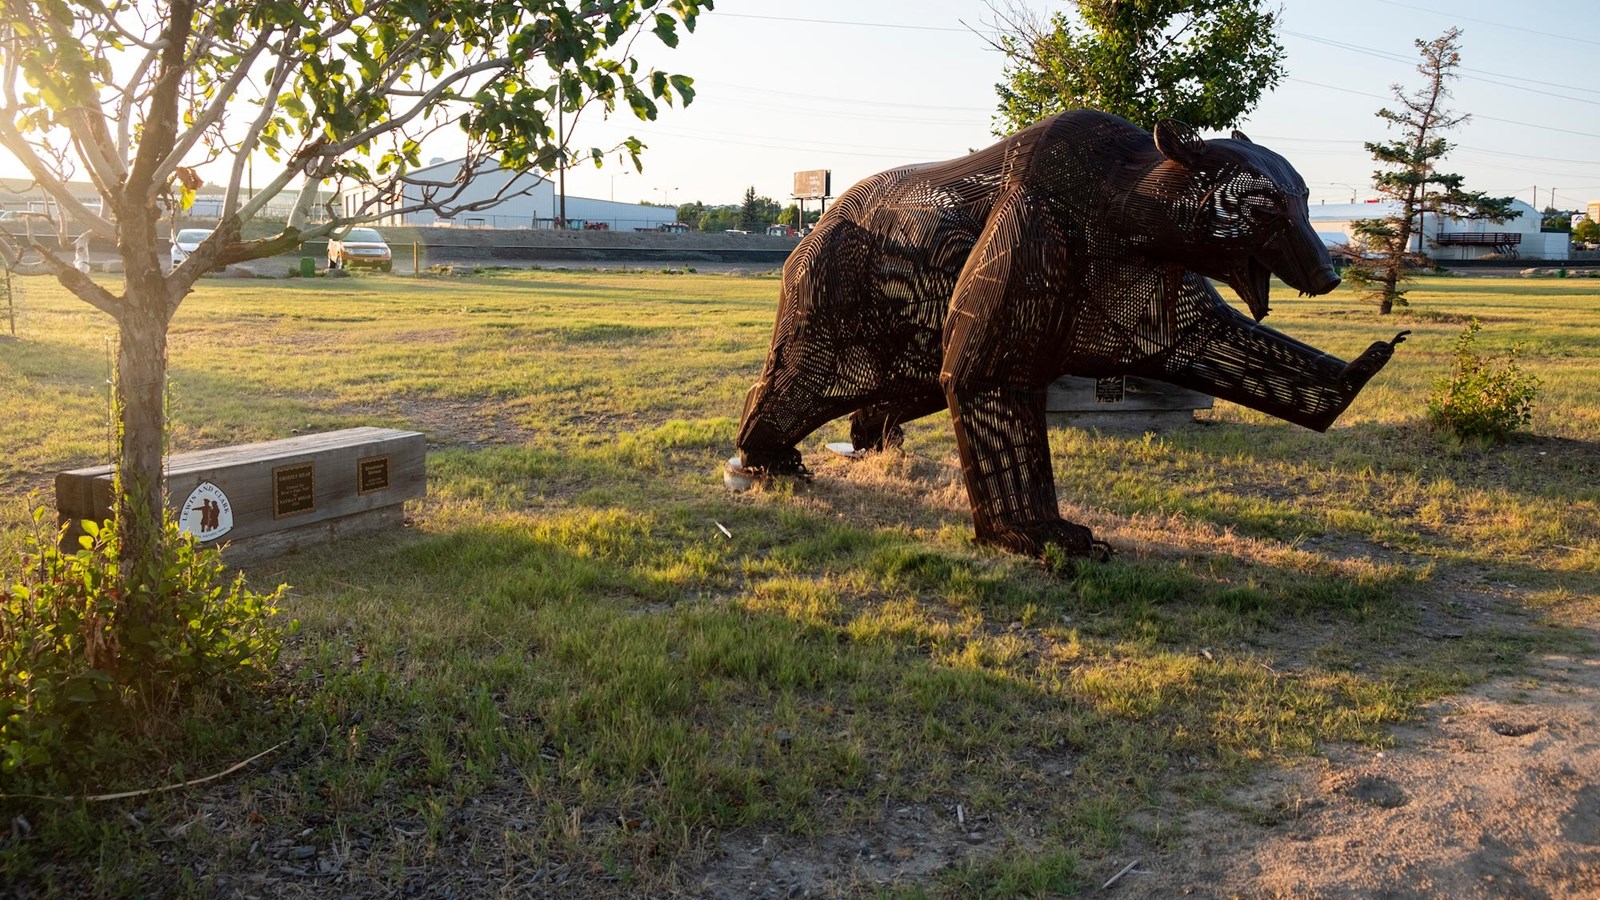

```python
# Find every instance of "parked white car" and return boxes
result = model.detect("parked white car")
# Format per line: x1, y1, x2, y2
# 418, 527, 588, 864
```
170, 228, 213, 269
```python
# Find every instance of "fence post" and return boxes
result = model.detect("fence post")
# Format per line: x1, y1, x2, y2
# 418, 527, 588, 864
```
413, 242, 419, 274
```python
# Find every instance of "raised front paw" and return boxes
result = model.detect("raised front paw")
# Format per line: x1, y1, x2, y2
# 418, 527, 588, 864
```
977, 518, 1112, 562
1340, 334, 1405, 388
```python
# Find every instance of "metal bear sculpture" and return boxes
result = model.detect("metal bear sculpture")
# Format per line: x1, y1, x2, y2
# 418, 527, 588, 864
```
732, 110, 1407, 559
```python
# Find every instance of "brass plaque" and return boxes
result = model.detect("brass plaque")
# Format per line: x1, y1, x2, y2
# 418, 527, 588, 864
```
357, 455, 391, 494
1094, 376, 1126, 404
273, 462, 316, 518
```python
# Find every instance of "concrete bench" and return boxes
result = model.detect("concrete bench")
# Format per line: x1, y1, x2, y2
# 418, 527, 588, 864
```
56, 427, 425, 562
1047, 375, 1212, 430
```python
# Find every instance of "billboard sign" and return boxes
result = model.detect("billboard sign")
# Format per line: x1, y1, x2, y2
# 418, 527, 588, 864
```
793, 169, 832, 200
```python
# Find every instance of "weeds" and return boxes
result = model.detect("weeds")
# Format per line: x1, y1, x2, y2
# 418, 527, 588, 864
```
1427, 318, 1540, 442
0, 510, 288, 786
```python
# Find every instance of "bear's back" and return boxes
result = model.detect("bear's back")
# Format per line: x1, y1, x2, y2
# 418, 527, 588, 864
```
829, 110, 1156, 234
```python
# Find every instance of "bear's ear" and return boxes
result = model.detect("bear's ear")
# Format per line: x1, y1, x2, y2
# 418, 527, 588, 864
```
1154, 119, 1206, 166
1231, 129, 1254, 144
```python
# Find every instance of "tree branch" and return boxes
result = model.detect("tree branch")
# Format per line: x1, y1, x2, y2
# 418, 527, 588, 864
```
123, 0, 197, 219
149, 31, 277, 199
0, 235, 121, 317
0, 122, 118, 240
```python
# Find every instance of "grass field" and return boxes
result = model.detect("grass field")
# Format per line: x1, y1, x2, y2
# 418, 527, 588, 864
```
1, 269, 1597, 896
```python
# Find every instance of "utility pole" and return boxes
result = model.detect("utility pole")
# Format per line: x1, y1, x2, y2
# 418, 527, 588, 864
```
557, 71, 567, 229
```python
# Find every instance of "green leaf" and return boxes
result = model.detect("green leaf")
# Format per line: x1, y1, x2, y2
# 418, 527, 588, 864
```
626, 89, 657, 121
669, 74, 696, 106
653, 14, 680, 48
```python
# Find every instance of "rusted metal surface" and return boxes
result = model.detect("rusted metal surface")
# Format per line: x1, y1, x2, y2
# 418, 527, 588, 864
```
733, 110, 1407, 558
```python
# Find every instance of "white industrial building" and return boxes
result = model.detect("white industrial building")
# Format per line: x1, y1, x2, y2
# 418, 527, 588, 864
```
338, 159, 675, 231
1309, 198, 1566, 261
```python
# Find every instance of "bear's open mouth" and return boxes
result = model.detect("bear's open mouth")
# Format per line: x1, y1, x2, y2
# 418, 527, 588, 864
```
1225, 257, 1275, 323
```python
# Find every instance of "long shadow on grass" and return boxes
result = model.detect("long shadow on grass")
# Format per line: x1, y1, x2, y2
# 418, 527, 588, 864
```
19, 425, 1577, 897
1048, 420, 1600, 568
224, 457, 1559, 897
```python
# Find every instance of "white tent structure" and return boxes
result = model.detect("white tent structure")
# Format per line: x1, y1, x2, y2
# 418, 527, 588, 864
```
1308, 198, 1567, 261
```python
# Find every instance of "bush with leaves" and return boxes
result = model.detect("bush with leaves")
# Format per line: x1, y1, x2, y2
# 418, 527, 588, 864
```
0, 511, 288, 778
1427, 319, 1540, 442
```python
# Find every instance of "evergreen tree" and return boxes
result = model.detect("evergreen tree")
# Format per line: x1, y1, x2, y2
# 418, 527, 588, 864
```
989, 0, 1286, 134
739, 186, 763, 231
1342, 29, 1516, 314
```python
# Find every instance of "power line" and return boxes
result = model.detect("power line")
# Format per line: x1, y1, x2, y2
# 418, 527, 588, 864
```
641, 123, 967, 162
1283, 30, 1600, 105
1285, 77, 1389, 103
702, 81, 993, 113
711, 96, 987, 128
1474, 114, 1600, 141
1369, 0, 1600, 49
1455, 146, 1600, 166
715, 11, 996, 37
1287, 77, 1600, 140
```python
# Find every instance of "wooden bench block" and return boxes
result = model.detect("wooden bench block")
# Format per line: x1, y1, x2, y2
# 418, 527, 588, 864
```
56, 427, 425, 561
1046, 375, 1212, 429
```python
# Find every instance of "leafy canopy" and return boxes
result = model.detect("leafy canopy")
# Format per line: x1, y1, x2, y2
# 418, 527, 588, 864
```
0, 0, 712, 600
0, 0, 714, 278
990, 0, 1286, 134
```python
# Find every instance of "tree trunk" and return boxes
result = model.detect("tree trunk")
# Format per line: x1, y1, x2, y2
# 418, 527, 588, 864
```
116, 284, 170, 586
114, 215, 175, 589
1378, 275, 1396, 315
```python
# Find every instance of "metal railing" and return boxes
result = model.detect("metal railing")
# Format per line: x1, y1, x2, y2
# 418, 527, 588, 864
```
1435, 232, 1522, 245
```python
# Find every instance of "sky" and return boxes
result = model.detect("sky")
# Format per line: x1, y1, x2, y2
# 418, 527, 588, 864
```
552, 0, 1600, 213
4, 0, 1598, 213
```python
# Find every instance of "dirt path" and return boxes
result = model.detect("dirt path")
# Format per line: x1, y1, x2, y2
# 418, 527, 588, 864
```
1121, 648, 1600, 898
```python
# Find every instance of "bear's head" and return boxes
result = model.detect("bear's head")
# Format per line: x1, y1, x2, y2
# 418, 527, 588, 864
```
1139, 120, 1341, 321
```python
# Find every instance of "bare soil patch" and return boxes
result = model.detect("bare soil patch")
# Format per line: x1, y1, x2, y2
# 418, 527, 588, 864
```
1117, 648, 1600, 898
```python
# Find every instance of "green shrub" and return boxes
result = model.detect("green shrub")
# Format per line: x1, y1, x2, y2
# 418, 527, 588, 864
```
1427, 318, 1540, 442
0, 510, 288, 777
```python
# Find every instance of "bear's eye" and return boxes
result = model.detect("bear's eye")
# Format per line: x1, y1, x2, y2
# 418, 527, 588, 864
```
1208, 189, 1246, 226
1240, 190, 1286, 221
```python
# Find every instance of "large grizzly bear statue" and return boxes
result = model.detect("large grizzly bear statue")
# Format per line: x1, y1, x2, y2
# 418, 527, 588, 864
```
731, 110, 1407, 559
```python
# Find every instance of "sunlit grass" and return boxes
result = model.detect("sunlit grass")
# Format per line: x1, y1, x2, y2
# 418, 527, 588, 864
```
0, 269, 1595, 895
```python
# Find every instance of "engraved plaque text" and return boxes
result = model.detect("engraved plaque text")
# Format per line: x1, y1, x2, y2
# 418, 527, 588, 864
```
358, 455, 391, 494
1094, 376, 1126, 404
273, 462, 316, 518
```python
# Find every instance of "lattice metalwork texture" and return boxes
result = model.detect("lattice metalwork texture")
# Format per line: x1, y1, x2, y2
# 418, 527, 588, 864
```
734, 110, 1407, 558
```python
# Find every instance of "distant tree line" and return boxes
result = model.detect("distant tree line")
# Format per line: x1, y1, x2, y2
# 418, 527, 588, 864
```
674, 186, 819, 232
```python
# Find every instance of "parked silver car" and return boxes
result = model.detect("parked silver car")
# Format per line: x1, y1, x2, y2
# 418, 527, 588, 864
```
328, 227, 393, 272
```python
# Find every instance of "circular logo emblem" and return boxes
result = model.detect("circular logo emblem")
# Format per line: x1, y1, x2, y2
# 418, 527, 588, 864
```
179, 482, 234, 542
